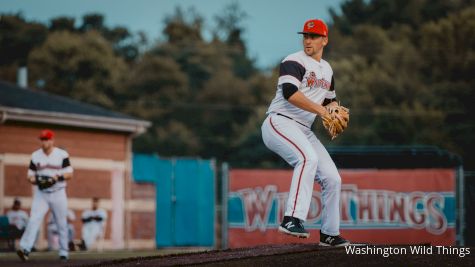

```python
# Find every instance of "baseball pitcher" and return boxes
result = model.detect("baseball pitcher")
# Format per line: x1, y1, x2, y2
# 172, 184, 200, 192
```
261, 19, 349, 246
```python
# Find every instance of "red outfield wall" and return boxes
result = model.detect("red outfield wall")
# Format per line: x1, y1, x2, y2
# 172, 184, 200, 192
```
227, 169, 456, 248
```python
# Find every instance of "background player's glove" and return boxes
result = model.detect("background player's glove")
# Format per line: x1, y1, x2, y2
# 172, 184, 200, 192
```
322, 103, 350, 140
35, 175, 56, 190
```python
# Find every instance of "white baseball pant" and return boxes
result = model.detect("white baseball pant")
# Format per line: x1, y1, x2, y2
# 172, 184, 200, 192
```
82, 223, 103, 249
47, 223, 75, 250
20, 188, 69, 257
261, 113, 342, 236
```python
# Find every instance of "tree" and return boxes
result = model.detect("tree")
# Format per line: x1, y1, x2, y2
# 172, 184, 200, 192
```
28, 31, 127, 108
326, 0, 475, 170
163, 7, 203, 44
79, 13, 105, 32
122, 52, 193, 155
330, 0, 472, 34
128, 5, 273, 160
419, 6, 475, 168
213, 2, 256, 79
0, 14, 48, 82
49, 16, 75, 32
78, 13, 143, 62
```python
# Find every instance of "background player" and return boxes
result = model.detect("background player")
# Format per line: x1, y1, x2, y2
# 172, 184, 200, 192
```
17, 129, 73, 261
261, 19, 349, 246
6, 198, 29, 239
79, 197, 107, 250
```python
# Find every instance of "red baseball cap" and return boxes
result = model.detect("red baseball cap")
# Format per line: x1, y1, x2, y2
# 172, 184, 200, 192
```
39, 129, 55, 140
298, 19, 328, 37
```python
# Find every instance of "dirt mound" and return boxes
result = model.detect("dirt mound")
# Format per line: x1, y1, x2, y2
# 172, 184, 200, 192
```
76, 244, 474, 267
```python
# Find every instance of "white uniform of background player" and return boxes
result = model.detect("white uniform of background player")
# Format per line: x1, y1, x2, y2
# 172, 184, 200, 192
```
47, 209, 76, 251
80, 198, 107, 250
6, 199, 29, 233
17, 129, 73, 261
261, 19, 349, 246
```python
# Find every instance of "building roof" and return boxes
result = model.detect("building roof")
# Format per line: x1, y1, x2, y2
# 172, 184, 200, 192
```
0, 80, 150, 134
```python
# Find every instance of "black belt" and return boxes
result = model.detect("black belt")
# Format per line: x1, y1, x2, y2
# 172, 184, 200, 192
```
276, 113, 310, 128
40, 187, 64, 194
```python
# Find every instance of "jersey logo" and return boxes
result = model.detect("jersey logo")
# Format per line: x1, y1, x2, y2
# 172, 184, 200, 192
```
306, 71, 317, 87
305, 72, 331, 90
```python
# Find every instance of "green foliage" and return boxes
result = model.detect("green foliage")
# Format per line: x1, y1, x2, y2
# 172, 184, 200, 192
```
2, 1, 475, 169
327, 1, 475, 169
122, 5, 273, 160
77, 13, 143, 62
50, 17, 76, 32
331, 0, 471, 33
163, 7, 203, 44
28, 31, 127, 108
418, 7, 475, 167
0, 14, 48, 81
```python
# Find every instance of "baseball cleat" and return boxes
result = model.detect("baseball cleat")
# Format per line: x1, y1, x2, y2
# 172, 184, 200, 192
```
16, 249, 29, 261
319, 231, 350, 247
278, 216, 310, 238
78, 239, 87, 251
68, 241, 76, 251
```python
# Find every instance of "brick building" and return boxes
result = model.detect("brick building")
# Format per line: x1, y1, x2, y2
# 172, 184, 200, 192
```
0, 80, 155, 249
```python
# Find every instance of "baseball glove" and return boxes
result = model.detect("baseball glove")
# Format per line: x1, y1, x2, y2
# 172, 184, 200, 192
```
322, 103, 350, 140
35, 175, 56, 190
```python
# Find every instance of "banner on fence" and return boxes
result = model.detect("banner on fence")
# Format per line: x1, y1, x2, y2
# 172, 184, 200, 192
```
228, 169, 456, 247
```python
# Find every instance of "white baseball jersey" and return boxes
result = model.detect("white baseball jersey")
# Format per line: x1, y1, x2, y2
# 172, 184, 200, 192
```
82, 209, 107, 225
27, 147, 73, 192
6, 209, 29, 230
267, 50, 336, 127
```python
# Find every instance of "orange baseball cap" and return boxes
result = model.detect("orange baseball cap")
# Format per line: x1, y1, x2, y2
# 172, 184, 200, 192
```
298, 19, 328, 37
39, 129, 55, 140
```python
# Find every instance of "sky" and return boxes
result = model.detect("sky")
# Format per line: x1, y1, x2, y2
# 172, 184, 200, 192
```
0, 0, 344, 69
